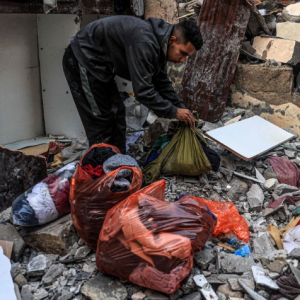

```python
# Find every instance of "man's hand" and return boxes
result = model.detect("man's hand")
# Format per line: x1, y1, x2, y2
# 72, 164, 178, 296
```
175, 108, 195, 127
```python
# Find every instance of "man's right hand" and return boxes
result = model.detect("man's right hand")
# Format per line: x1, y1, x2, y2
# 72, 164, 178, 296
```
175, 108, 195, 127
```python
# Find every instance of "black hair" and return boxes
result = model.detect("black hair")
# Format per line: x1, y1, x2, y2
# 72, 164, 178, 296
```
174, 20, 203, 51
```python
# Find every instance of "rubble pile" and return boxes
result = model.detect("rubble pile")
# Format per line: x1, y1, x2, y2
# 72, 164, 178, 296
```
1, 105, 300, 300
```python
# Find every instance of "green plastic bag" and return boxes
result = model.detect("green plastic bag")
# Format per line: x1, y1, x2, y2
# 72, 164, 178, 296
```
143, 123, 212, 185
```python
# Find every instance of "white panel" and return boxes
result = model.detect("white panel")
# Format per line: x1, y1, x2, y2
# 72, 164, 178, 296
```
37, 14, 85, 138
0, 14, 44, 145
205, 116, 294, 160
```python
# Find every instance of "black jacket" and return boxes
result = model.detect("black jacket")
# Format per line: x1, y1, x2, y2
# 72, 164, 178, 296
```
71, 16, 185, 118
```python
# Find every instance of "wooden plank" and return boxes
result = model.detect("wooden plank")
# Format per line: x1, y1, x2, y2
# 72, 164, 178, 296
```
179, 0, 251, 122
0, 240, 14, 259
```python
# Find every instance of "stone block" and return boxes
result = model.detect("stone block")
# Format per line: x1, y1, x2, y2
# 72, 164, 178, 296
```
0, 146, 47, 212
253, 36, 300, 65
281, 3, 300, 22
218, 252, 253, 274
253, 232, 276, 256
264, 178, 278, 191
247, 184, 264, 212
19, 214, 78, 255
81, 275, 127, 300
0, 223, 25, 261
232, 63, 294, 103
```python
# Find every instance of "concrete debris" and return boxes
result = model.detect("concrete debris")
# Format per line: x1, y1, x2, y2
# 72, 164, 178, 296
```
218, 252, 253, 274
21, 285, 33, 300
27, 255, 51, 277
253, 233, 276, 256
266, 257, 288, 273
194, 249, 215, 269
264, 178, 278, 191
237, 279, 268, 300
144, 289, 169, 299
246, 184, 264, 212
216, 283, 243, 298
252, 266, 279, 290
182, 292, 202, 300
228, 278, 255, 291
273, 184, 299, 197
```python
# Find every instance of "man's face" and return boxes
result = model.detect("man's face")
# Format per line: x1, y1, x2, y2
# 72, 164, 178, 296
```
167, 35, 197, 64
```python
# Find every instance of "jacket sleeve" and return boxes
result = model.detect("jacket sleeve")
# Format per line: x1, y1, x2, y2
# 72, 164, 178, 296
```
152, 62, 186, 109
126, 42, 179, 118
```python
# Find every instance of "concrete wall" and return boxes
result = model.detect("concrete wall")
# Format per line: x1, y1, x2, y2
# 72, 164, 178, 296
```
0, 14, 44, 145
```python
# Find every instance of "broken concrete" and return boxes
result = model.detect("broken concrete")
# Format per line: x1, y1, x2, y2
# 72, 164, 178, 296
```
264, 178, 278, 190
253, 232, 276, 256
81, 275, 127, 300
216, 283, 243, 298
0, 146, 47, 212
194, 249, 215, 269
0, 223, 25, 261
218, 252, 253, 274
27, 254, 51, 277
282, 2, 300, 22
228, 278, 255, 291
247, 184, 264, 212
19, 214, 78, 255
252, 266, 279, 290
252, 36, 300, 65
277, 22, 300, 43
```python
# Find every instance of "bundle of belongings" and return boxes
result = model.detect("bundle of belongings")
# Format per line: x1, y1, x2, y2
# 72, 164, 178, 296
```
142, 117, 220, 185
96, 180, 217, 294
70, 143, 143, 251
12, 162, 77, 226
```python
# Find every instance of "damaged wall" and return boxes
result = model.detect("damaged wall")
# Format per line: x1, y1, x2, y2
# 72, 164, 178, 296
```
0, 14, 44, 145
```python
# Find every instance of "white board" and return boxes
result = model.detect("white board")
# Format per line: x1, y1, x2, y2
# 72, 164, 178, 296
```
37, 14, 85, 138
205, 116, 294, 160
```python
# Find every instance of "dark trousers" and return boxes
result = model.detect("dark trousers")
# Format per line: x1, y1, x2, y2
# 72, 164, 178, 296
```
62, 45, 126, 153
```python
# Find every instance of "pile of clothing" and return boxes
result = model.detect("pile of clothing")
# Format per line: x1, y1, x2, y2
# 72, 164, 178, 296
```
96, 180, 217, 294
12, 162, 77, 226
70, 143, 143, 251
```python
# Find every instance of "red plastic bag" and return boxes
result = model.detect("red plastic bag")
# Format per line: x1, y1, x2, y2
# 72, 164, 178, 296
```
202, 199, 250, 243
70, 143, 143, 251
96, 180, 216, 294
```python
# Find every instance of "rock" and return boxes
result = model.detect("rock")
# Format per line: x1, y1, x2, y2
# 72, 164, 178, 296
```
258, 290, 271, 299
132, 291, 146, 300
281, 3, 300, 23
252, 266, 279, 290
82, 263, 96, 274
58, 291, 73, 300
202, 121, 223, 132
14, 283, 22, 300
266, 258, 288, 273
264, 178, 278, 191
143, 118, 171, 146
27, 254, 51, 277
233, 62, 294, 104
228, 278, 255, 291
274, 184, 298, 197
227, 179, 248, 201
182, 292, 202, 300
0, 146, 47, 212
263, 167, 278, 180
74, 246, 90, 258
81, 275, 127, 300
218, 252, 253, 274
255, 168, 266, 184
19, 214, 78, 255
42, 264, 64, 285
14, 272, 27, 287
194, 249, 214, 269
284, 149, 295, 159
217, 283, 243, 298
0, 207, 12, 222
0, 224, 25, 261
289, 248, 300, 259
247, 184, 264, 212
144, 289, 169, 300
252, 36, 300, 65
217, 293, 227, 300
33, 288, 48, 300
253, 233, 276, 256
220, 155, 237, 171
21, 285, 33, 300
233, 108, 245, 117
181, 267, 200, 294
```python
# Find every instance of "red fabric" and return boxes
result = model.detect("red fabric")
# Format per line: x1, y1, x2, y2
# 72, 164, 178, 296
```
268, 195, 300, 209
44, 174, 71, 216
82, 164, 104, 178
97, 180, 216, 294
269, 156, 300, 188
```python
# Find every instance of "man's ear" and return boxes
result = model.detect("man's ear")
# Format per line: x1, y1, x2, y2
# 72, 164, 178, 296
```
168, 35, 177, 45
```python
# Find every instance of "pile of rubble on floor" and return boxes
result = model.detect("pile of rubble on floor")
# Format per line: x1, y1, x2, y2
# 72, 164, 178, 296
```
0, 105, 300, 300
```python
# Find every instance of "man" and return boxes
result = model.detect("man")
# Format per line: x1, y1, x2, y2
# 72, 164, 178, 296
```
63, 16, 203, 153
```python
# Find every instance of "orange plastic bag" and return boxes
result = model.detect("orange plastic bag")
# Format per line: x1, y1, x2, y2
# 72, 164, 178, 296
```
202, 199, 250, 242
96, 180, 216, 294
70, 144, 143, 251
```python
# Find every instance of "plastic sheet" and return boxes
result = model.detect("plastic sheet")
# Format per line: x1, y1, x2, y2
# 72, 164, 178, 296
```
96, 180, 216, 294
70, 143, 143, 251
202, 199, 250, 243
12, 162, 77, 227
